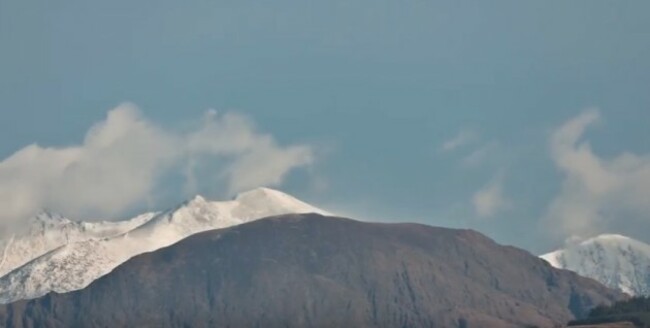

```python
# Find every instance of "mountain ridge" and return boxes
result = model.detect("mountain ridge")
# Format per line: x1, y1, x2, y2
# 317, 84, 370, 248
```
0, 213, 625, 328
0, 210, 157, 278
541, 234, 650, 296
0, 187, 326, 304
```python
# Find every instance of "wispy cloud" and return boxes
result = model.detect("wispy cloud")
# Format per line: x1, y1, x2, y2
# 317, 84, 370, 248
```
462, 141, 499, 168
441, 128, 500, 168
544, 109, 650, 238
472, 174, 510, 219
0, 103, 314, 225
441, 129, 477, 152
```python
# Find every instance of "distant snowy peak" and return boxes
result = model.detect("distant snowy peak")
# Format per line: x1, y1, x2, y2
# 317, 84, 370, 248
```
161, 187, 324, 222
0, 212, 82, 277
25, 211, 73, 231
232, 187, 329, 217
32, 210, 70, 223
541, 234, 650, 296
26, 210, 157, 236
0, 187, 329, 304
0, 210, 156, 278
131, 187, 327, 239
235, 187, 323, 209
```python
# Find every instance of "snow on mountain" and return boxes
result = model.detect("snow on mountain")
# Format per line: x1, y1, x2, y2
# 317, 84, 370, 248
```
0, 188, 327, 304
0, 211, 155, 278
541, 234, 650, 296
129, 187, 327, 242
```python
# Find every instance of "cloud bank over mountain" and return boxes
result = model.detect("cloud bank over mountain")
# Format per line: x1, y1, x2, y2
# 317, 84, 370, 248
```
0, 104, 314, 225
545, 110, 650, 240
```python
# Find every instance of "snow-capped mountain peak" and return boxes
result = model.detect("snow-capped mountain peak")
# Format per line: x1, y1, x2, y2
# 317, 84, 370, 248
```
132, 188, 325, 239
234, 187, 295, 203
185, 194, 208, 205
541, 234, 650, 296
0, 187, 328, 304
27, 211, 73, 230
234, 187, 327, 214
33, 210, 68, 222
232, 187, 328, 217
0, 210, 158, 279
580, 234, 636, 246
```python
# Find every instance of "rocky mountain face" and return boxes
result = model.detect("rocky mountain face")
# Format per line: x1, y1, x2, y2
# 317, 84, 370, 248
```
541, 234, 650, 296
0, 214, 624, 328
0, 188, 327, 304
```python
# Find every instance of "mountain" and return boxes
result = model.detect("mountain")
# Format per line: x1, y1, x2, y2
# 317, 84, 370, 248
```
0, 211, 156, 278
0, 188, 326, 304
568, 296, 650, 327
541, 234, 650, 296
0, 214, 625, 328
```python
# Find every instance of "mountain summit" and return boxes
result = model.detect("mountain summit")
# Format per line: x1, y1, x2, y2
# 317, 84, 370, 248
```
0, 214, 624, 327
541, 234, 650, 296
0, 188, 326, 304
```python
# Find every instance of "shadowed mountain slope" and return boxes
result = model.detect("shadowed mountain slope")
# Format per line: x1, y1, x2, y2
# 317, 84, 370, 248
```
0, 187, 326, 304
0, 214, 625, 327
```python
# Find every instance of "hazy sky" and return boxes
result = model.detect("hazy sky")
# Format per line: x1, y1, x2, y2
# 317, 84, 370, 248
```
1, 0, 650, 253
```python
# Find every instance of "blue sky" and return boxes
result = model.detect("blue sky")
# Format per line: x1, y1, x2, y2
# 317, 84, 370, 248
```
1, 0, 650, 253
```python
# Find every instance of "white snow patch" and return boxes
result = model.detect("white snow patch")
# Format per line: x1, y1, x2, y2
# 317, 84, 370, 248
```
0, 188, 327, 304
541, 234, 650, 296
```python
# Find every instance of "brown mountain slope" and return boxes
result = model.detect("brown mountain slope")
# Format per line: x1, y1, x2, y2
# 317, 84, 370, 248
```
0, 214, 625, 327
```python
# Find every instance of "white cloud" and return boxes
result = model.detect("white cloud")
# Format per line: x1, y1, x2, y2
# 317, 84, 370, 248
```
185, 110, 313, 194
544, 109, 650, 238
472, 175, 510, 219
0, 103, 314, 225
441, 129, 476, 152
462, 141, 499, 167
441, 129, 500, 168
